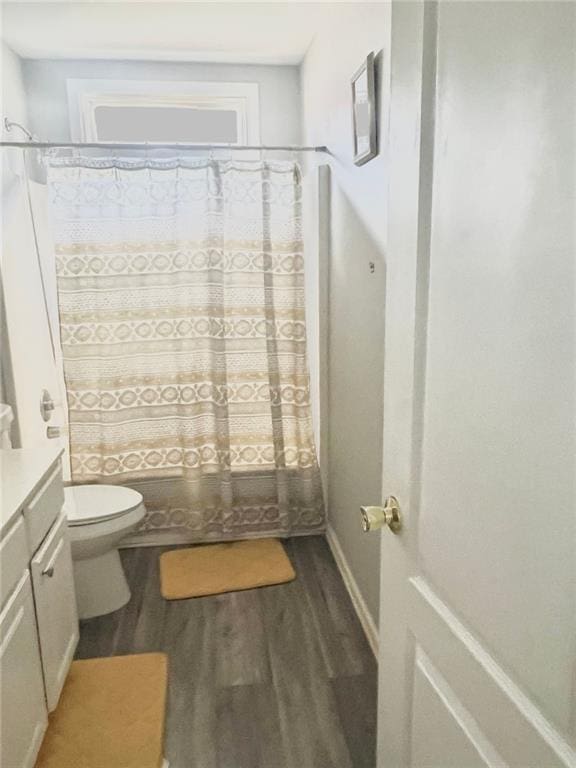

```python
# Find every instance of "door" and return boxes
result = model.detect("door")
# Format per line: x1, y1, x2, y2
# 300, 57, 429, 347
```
377, 3, 575, 767
1, 159, 66, 451
0, 572, 48, 768
31, 512, 78, 711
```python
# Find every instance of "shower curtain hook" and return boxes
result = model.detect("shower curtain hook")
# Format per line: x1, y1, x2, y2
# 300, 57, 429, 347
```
40, 146, 54, 171
112, 146, 120, 181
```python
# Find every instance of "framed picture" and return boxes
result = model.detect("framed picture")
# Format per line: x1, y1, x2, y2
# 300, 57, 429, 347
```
351, 52, 377, 166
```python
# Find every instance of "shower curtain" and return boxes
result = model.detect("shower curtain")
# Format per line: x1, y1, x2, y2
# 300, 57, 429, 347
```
48, 155, 325, 542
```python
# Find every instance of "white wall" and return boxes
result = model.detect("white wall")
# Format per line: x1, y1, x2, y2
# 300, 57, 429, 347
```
22, 59, 301, 144
301, 3, 391, 630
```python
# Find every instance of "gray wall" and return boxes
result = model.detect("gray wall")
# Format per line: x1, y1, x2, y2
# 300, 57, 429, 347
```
22, 59, 301, 144
301, 3, 391, 628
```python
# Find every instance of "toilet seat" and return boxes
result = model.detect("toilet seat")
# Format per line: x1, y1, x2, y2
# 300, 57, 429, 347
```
65, 485, 144, 527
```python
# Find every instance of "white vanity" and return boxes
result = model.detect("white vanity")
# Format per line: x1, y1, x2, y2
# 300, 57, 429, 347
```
1, 444, 79, 768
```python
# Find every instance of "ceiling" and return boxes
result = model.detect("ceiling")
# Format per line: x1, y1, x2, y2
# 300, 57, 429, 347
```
1, 1, 348, 65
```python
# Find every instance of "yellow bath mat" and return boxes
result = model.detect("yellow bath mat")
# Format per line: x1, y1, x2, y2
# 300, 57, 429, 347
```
160, 538, 296, 599
35, 653, 167, 768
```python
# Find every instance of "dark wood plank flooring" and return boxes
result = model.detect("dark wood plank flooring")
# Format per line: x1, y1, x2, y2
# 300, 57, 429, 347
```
75, 535, 377, 768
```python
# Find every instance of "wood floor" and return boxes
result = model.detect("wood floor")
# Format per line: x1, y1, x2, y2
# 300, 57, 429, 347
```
75, 535, 378, 768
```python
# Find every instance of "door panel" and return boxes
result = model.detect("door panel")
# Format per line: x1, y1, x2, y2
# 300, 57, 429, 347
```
377, 2, 575, 767
411, 649, 501, 768
408, 578, 572, 767
31, 512, 78, 711
0, 572, 48, 768
24, 461, 65, 554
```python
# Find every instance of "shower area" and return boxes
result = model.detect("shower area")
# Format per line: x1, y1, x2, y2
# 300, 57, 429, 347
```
2, 109, 329, 548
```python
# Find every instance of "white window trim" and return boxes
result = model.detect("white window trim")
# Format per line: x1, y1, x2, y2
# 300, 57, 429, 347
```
66, 79, 261, 144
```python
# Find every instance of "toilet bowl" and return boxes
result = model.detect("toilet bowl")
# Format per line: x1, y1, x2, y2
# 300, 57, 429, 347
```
65, 484, 146, 620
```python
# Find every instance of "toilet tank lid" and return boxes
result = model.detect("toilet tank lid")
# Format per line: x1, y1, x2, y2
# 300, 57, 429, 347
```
65, 484, 144, 524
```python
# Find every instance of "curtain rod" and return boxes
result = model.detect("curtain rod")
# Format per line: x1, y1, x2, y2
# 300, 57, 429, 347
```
0, 140, 328, 153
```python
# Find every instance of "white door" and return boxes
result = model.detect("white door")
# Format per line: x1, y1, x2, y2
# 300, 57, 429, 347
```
2, 162, 66, 451
31, 512, 79, 711
377, 3, 575, 767
0, 572, 48, 768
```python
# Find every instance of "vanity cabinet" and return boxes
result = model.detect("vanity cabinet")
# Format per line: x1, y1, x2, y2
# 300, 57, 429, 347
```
0, 446, 79, 768
24, 463, 65, 556
31, 512, 78, 711
0, 573, 48, 768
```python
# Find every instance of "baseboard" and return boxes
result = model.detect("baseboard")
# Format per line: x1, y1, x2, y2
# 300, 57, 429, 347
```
325, 525, 379, 658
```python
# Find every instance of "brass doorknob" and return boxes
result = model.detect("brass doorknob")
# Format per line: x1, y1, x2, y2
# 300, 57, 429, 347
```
360, 496, 402, 533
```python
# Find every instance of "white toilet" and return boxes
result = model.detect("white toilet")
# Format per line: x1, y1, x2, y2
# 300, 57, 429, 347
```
65, 484, 146, 620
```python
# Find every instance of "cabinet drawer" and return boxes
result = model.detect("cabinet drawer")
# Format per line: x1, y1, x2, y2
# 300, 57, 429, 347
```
0, 516, 29, 609
24, 461, 64, 554
31, 512, 79, 711
0, 571, 48, 768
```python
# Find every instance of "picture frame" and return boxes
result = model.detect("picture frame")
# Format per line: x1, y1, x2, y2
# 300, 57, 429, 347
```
351, 52, 377, 166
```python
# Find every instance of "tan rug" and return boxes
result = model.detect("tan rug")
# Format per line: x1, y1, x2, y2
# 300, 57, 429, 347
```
160, 538, 296, 599
35, 653, 167, 768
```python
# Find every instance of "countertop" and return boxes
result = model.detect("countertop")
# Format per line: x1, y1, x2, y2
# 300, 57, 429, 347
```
0, 444, 64, 537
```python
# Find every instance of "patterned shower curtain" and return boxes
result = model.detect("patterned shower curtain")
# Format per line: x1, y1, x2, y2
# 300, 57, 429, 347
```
48, 155, 325, 543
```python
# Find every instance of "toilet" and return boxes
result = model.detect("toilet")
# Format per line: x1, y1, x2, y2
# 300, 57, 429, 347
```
65, 484, 146, 620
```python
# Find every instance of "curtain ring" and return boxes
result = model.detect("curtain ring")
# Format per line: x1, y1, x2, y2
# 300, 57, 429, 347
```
39, 146, 52, 170
112, 148, 119, 181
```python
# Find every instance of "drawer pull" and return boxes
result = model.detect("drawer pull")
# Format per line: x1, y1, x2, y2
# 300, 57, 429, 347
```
42, 566, 55, 578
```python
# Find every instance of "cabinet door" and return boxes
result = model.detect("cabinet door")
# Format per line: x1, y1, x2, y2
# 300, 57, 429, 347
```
31, 512, 79, 711
0, 572, 48, 768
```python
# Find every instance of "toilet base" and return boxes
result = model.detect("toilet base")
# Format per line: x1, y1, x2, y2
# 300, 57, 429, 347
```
73, 549, 131, 620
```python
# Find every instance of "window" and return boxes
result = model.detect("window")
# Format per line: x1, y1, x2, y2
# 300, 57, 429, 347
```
67, 80, 260, 145
93, 104, 238, 144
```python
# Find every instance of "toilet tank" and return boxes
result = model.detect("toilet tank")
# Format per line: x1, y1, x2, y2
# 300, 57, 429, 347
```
0, 404, 14, 448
